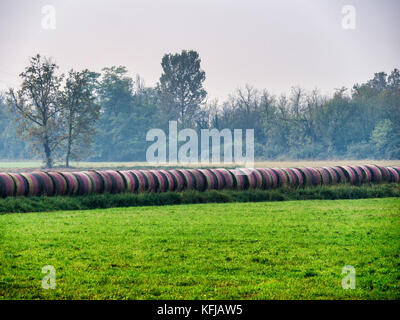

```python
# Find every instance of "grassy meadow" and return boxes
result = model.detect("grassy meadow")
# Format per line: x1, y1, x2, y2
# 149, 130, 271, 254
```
1, 198, 399, 300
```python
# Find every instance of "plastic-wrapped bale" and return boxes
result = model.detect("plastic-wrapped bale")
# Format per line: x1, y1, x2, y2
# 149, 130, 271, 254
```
95, 170, 117, 194
348, 166, 364, 184
146, 170, 164, 192
350, 165, 367, 184
255, 168, 273, 189
47, 172, 68, 196
82, 171, 104, 194
270, 168, 288, 187
243, 168, 263, 189
264, 168, 279, 189
358, 165, 372, 183
290, 168, 305, 187
315, 168, 331, 185
117, 171, 134, 193
168, 170, 185, 191
20, 172, 42, 196
228, 169, 249, 190
209, 169, 225, 190
293, 168, 304, 187
188, 169, 204, 191
387, 167, 400, 183
375, 165, 391, 183
392, 166, 400, 180
71, 172, 94, 195
349, 166, 363, 184
305, 167, 322, 186
197, 169, 217, 190
235, 169, 254, 189
338, 166, 356, 185
95, 171, 113, 194
123, 171, 139, 192
119, 171, 137, 193
296, 168, 313, 186
144, 170, 157, 191
234, 169, 252, 189
159, 169, 176, 192
215, 168, 234, 189
32, 171, 55, 196
281, 168, 298, 187
345, 166, 358, 184
105, 170, 126, 194
177, 169, 196, 190
323, 167, 339, 184
8, 173, 28, 196
331, 167, 348, 184
0, 173, 16, 197
58, 172, 78, 195
129, 170, 147, 192
364, 165, 382, 183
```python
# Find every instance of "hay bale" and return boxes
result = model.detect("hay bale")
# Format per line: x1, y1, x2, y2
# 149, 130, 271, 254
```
32, 171, 55, 196
216, 168, 234, 189
8, 173, 28, 196
188, 169, 207, 191
159, 169, 176, 191
168, 170, 185, 191
176, 169, 195, 190
0, 173, 16, 197
364, 165, 382, 183
387, 167, 399, 183
47, 172, 68, 196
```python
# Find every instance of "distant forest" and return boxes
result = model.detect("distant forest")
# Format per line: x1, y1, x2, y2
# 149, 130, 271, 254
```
0, 50, 399, 166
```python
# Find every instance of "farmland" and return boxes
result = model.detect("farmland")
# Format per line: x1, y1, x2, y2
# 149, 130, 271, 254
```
0, 160, 399, 172
1, 198, 399, 300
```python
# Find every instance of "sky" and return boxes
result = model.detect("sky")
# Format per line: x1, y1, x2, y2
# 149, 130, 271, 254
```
0, 0, 399, 101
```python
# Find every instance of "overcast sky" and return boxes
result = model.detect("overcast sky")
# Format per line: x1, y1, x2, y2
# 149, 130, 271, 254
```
0, 0, 399, 101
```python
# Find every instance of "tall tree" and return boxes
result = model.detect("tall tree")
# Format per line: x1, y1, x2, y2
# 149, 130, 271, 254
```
7, 54, 63, 168
92, 66, 134, 160
60, 69, 100, 167
159, 50, 207, 126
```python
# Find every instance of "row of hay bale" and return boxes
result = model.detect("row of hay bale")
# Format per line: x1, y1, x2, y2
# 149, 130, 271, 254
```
0, 165, 399, 198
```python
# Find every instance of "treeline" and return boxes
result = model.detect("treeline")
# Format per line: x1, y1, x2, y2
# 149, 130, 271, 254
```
0, 51, 399, 166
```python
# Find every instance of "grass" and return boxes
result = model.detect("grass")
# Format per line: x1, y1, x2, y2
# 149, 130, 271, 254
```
0, 183, 399, 214
0, 198, 399, 300
0, 160, 399, 171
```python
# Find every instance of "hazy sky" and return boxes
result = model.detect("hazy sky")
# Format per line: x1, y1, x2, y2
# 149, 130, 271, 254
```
0, 0, 399, 101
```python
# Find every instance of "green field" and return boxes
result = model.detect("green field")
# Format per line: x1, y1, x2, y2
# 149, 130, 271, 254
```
1, 198, 399, 300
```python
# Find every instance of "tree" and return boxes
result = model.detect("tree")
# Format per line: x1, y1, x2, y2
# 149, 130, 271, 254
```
92, 66, 135, 160
7, 54, 63, 168
0, 94, 31, 159
60, 69, 100, 167
159, 50, 207, 126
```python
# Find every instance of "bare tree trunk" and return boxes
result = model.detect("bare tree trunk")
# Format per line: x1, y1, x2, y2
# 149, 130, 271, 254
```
44, 135, 53, 168
65, 124, 72, 168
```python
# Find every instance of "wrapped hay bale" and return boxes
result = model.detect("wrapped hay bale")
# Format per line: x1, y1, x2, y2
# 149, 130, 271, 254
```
47, 172, 68, 196
8, 173, 28, 196
0, 173, 16, 197
59, 172, 79, 195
